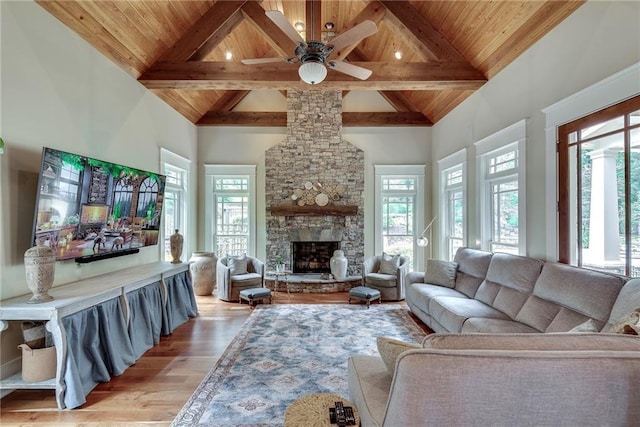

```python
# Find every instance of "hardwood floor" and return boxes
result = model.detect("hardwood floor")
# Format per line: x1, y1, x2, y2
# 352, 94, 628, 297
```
0, 292, 420, 426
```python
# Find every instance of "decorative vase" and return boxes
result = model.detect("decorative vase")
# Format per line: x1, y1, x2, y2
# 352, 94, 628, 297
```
24, 240, 56, 304
189, 252, 217, 296
170, 229, 184, 264
330, 249, 348, 279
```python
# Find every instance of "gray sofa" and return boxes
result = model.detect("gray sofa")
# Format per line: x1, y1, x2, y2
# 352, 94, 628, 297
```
347, 247, 640, 426
405, 247, 640, 333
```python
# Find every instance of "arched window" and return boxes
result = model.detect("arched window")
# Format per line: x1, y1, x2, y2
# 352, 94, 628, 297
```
136, 177, 159, 220
112, 177, 133, 221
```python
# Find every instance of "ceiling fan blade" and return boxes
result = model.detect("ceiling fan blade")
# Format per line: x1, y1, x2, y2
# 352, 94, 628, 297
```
265, 10, 306, 46
327, 61, 373, 80
326, 20, 377, 53
241, 57, 293, 65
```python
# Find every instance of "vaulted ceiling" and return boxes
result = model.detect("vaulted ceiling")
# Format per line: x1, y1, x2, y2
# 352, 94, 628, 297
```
36, 0, 584, 127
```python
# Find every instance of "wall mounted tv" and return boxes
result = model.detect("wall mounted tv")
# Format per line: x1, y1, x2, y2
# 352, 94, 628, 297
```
32, 147, 166, 263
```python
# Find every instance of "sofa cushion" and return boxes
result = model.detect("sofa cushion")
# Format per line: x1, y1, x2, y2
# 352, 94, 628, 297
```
569, 318, 600, 332
605, 308, 640, 335
347, 355, 390, 427
365, 273, 397, 288
425, 259, 457, 288
474, 253, 543, 319
452, 248, 492, 297
532, 262, 625, 324
461, 317, 540, 333
405, 283, 469, 317
230, 272, 262, 287
228, 254, 248, 275
429, 296, 510, 333
607, 278, 640, 327
376, 337, 421, 377
422, 332, 640, 352
378, 253, 400, 275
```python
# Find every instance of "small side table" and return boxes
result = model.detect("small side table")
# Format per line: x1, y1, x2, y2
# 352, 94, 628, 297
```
266, 270, 292, 299
284, 393, 359, 427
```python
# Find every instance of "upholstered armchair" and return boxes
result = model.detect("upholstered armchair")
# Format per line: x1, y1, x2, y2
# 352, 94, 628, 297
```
216, 255, 264, 302
362, 254, 409, 301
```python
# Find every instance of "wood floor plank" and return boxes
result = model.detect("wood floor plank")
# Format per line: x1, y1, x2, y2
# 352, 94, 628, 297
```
0, 292, 417, 425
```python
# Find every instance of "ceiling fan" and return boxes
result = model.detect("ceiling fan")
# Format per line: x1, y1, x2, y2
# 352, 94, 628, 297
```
241, 10, 378, 85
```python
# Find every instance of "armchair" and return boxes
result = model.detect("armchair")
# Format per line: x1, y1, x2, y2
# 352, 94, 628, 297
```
362, 254, 409, 301
216, 255, 264, 302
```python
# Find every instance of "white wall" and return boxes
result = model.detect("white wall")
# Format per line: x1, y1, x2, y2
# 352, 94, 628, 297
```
431, 0, 640, 260
198, 124, 430, 262
0, 1, 198, 363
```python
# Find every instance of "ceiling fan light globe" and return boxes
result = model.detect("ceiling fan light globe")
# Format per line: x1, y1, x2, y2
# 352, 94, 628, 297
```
298, 61, 327, 85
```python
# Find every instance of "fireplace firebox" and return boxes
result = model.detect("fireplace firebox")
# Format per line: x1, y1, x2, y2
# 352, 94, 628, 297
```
291, 241, 339, 274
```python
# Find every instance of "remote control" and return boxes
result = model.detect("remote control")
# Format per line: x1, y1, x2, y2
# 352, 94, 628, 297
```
344, 406, 356, 425
329, 407, 337, 424
335, 401, 346, 427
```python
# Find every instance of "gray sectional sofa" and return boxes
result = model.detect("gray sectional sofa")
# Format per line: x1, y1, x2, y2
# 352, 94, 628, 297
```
348, 247, 640, 426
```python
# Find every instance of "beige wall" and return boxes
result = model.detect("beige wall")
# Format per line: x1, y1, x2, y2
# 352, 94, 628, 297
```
0, 2, 198, 365
431, 0, 640, 260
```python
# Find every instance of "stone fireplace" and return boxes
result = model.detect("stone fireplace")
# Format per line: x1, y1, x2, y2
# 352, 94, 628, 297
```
265, 91, 364, 276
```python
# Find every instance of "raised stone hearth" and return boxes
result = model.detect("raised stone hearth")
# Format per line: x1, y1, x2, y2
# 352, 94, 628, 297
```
264, 274, 362, 293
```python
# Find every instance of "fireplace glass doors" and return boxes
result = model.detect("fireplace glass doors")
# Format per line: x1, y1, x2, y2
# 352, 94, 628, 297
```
291, 241, 339, 274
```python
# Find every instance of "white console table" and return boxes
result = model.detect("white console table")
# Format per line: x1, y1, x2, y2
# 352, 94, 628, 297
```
0, 262, 196, 409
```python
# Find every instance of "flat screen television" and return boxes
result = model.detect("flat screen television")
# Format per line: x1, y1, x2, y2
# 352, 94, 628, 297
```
31, 147, 166, 262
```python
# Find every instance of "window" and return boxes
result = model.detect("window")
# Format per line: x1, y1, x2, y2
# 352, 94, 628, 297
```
374, 165, 425, 271
161, 149, 191, 262
205, 165, 256, 258
558, 95, 640, 276
476, 120, 526, 255
438, 149, 466, 261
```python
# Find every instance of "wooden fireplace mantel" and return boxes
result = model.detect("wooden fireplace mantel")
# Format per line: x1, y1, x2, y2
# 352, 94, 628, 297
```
270, 205, 358, 217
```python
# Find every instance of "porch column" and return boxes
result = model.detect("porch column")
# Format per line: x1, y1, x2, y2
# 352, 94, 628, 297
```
584, 148, 620, 264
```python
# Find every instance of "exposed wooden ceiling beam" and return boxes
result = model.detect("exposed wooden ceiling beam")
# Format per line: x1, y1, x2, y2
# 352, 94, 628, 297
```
190, 10, 244, 61
380, 0, 466, 62
378, 91, 420, 112
140, 61, 487, 90
332, 2, 386, 61
197, 111, 432, 126
306, 0, 322, 42
156, 1, 248, 62
211, 90, 252, 111
241, 1, 299, 58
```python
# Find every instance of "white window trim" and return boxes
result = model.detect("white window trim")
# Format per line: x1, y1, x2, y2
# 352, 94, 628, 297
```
204, 164, 256, 256
160, 148, 191, 260
374, 164, 426, 270
475, 120, 527, 255
543, 62, 640, 261
438, 148, 467, 260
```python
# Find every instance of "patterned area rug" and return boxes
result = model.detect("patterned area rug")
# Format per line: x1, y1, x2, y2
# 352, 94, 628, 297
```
172, 304, 426, 427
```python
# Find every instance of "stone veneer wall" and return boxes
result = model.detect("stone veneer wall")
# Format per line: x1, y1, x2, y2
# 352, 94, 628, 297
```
265, 90, 364, 276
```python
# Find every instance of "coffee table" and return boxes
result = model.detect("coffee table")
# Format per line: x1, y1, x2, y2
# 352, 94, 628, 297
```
284, 393, 359, 427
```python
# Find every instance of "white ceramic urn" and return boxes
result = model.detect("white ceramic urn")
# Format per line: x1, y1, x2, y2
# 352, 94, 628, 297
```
330, 249, 348, 279
189, 252, 217, 296
24, 241, 56, 304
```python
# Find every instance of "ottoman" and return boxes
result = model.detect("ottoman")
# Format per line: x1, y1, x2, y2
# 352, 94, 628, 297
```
239, 287, 272, 307
348, 286, 381, 308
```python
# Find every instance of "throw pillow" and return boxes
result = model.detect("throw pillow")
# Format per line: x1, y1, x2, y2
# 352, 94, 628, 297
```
228, 254, 248, 276
425, 259, 458, 288
376, 336, 421, 377
568, 318, 600, 333
378, 253, 401, 275
605, 308, 640, 335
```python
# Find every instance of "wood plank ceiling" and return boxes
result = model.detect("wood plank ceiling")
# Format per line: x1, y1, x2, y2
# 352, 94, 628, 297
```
36, 0, 584, 127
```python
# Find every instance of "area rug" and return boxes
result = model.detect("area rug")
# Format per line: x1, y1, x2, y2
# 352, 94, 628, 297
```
172, 304, 426, 427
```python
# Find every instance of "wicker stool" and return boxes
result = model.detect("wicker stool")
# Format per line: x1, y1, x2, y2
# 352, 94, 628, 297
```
348, 286, 382, 308
239, 287, 272, 308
